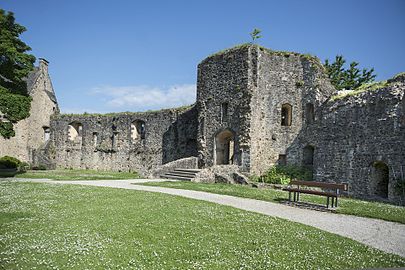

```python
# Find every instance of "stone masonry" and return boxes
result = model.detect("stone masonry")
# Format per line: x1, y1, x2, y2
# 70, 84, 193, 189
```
1, 44, 404, 204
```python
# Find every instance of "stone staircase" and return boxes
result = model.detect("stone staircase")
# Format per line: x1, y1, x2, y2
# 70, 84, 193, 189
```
160, 168, 201, 181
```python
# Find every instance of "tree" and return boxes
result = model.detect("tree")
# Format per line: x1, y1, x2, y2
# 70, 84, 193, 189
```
324, 55, 376, 90
250, 28, 262, 43
0, 9, 35, 138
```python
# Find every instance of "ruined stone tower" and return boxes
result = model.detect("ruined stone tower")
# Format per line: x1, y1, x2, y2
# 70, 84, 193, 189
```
196, 45, 335, 175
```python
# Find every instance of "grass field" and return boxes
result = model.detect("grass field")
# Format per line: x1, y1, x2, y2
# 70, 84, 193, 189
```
16, 169, 140, 180
139, 181, 405, 224
0, 181, 404, 269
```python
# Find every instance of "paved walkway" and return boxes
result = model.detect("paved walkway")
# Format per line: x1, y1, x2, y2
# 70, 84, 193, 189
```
17, 178, 405, 258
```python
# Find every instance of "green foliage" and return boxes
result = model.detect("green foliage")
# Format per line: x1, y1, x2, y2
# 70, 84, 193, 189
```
31, 164, 47, 170
295, 80, 304, 87
249, 28, 262, 43
18, 161, 29, 172
0, 9, 36, 95
0, 121, 15, 138
255, 165, 312, 184
0, 88, 31, 121
0, 9, 35, 138
324, 55, 376, 90
0, 155, 21, 169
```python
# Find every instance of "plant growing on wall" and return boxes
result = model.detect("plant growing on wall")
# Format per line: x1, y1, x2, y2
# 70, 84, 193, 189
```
250, 28, 262, 43
324, 55, 376, 90
0, 9, 35, 138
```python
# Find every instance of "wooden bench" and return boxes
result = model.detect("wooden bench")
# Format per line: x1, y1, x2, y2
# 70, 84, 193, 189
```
283, 180, 348, 208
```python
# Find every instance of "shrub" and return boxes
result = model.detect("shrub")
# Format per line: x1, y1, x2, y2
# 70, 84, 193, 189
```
32, 164, 47, 170
257, 165, 312, 185
18, 162, 30, 172
0, 156, 22, 169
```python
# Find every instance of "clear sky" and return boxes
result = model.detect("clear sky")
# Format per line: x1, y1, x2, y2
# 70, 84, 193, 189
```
1, 0, 405, 113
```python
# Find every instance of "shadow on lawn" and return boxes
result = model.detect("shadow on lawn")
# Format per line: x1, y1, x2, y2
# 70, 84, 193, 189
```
275, 198, 336, 212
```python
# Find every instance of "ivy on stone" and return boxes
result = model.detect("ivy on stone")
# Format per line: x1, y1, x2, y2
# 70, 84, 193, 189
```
324, 55, 376, 90
0, 9, 35, 138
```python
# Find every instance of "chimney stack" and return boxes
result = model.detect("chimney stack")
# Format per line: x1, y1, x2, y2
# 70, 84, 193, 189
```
39, 58, 49, 73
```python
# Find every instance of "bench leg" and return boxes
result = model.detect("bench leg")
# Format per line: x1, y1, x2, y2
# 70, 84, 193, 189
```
326, 196, 330, 208
335, 197, 338, 207
288, 191, 291, 202
331, 197, 334, 208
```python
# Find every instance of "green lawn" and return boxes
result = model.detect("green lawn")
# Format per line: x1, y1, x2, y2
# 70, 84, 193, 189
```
0, 181, 404, 269
139, 181, 405, 224
15, 169, 140, 180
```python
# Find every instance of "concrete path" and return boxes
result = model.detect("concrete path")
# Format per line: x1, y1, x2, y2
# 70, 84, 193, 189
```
15, 178, 405, 258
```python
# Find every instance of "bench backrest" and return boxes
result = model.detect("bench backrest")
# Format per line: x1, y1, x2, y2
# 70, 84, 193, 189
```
290, 180, 348, 191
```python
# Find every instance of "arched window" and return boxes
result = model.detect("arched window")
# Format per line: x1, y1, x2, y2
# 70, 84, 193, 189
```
305, 103, 315, 124
92, 132, 98, 147
131, 120, 145, 141
371, 161, 389, 198
68, 122, 82, 141
43, 126, 50, 142
281, 103, 292, 126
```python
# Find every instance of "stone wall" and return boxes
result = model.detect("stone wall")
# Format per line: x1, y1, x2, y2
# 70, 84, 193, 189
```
249, 48, 335, 175
47, 106, 198, 176
287, 75, 405, 203
0, 59, 58, 162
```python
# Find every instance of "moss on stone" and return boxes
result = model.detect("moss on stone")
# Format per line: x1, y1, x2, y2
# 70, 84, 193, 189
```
57, 104, 194, 118
331, 80, 389, 101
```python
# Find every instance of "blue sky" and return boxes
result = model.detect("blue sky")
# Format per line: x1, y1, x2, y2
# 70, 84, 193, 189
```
2, 0, 405, 113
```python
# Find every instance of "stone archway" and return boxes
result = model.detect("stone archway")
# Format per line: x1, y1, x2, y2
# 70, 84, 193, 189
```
215, 129, 235, 165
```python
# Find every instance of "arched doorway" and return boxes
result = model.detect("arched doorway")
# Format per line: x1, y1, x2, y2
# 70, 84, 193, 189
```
215, 129, 235, 165
371, 161, 389, 198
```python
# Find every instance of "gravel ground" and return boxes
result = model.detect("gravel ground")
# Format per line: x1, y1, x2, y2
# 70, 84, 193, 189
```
14, 178, 405, 258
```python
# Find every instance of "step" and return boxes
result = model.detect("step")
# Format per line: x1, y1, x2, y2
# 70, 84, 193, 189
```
165, 171, 197, 177
174, 169, 201, 174
163, 172, 196, 178
160, 174, 192, 181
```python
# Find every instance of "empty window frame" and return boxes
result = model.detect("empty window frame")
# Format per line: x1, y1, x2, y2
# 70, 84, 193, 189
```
68, 122, 83, 141
131, 120, 146, 141
281, 104, 292, 126
92, 132, 98, 147
43, 126, 50, 142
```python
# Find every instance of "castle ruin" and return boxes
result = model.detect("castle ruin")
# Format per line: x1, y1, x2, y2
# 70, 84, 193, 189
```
1, 44, 404, 204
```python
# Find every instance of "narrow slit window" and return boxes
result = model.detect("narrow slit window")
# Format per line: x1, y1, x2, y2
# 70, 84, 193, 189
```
93, 132, 98, 147
221, 102, 228, 123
